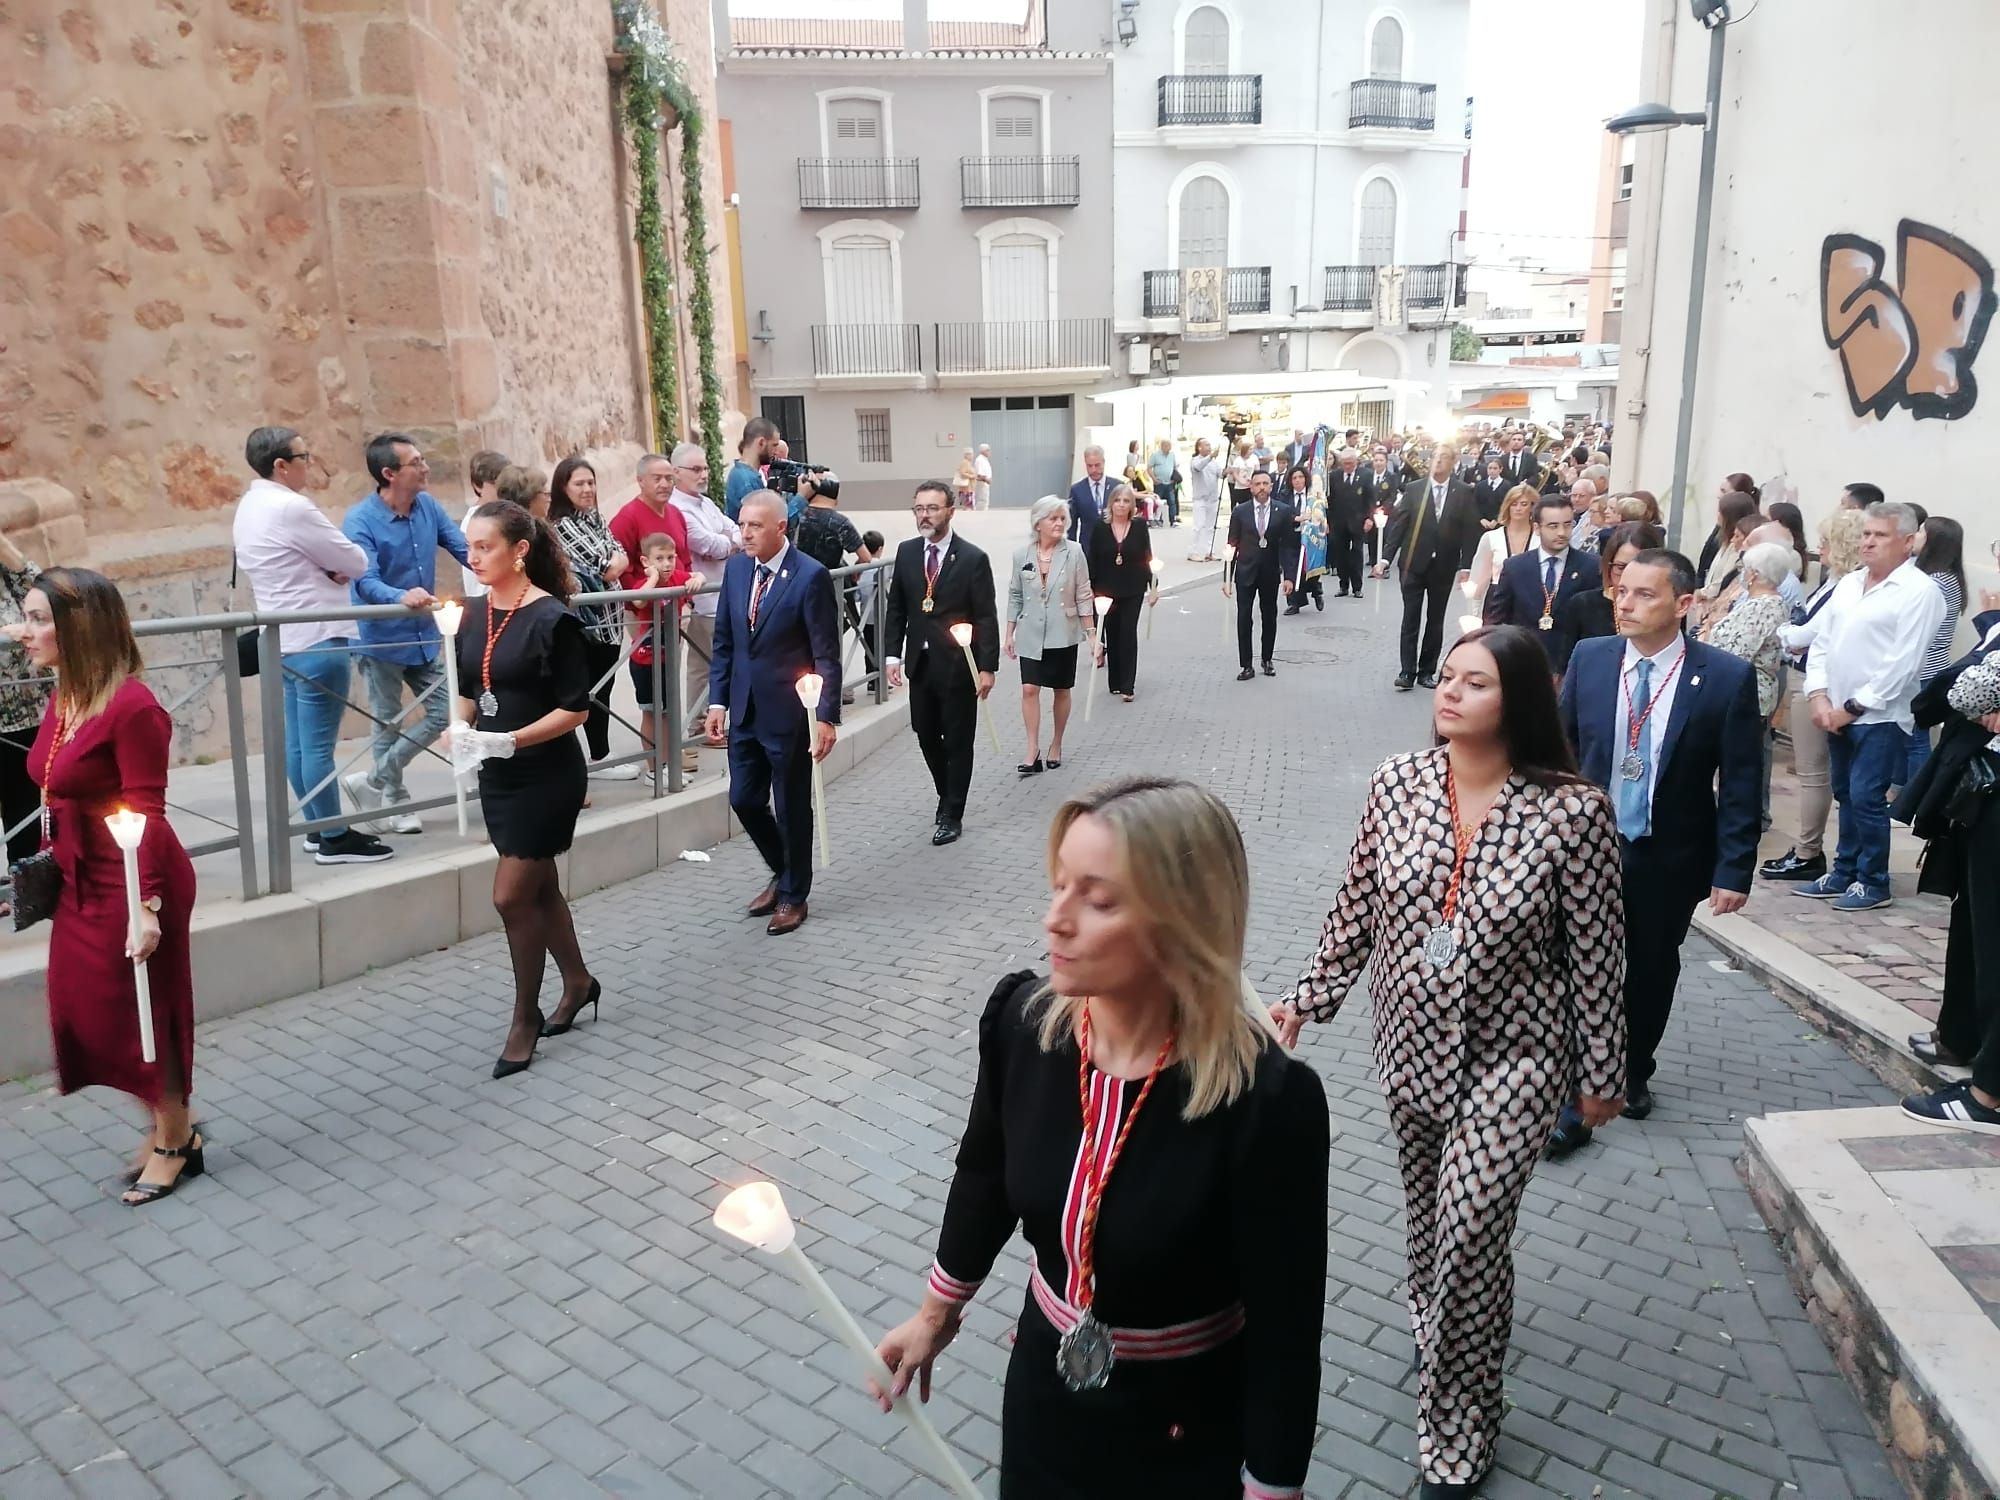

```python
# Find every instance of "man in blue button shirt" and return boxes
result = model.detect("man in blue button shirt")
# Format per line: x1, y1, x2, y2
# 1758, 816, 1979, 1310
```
341, 433, 470, 834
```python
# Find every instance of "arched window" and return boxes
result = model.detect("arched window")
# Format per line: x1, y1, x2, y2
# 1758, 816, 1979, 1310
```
1369, 17, 1404, 79
1184, 5, 1230, 73
1357, 178, 1397, 265
1178, 175, 1229, 268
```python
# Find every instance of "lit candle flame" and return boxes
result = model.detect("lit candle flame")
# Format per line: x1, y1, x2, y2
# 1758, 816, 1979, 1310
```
948, 622, 972, 647
1093, 595, 1112, 617
795, 671, 823, 707
434, 599, 464, 636
714, 1181, 796, 1253
104, 807, 148, 849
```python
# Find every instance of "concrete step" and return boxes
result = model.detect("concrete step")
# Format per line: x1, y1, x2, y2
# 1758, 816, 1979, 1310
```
1743, 1106, 2000, 1500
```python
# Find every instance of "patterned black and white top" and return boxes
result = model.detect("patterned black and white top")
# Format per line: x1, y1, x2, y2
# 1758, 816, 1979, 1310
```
1283, 747, 1629, 1114
553, 509, 622, 644
1919, 570, 1965, 684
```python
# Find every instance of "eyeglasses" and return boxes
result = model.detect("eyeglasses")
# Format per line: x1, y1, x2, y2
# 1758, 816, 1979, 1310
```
281, 449, 313, 464
678, 463, 710, 474
911, 503, 949, 516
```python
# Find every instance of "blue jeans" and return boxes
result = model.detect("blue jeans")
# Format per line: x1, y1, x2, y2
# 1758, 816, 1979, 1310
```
1827, 719, 1908, 893
1906, 723, 1934, 786
360, 653, 449, 801
283, 643, 352, 837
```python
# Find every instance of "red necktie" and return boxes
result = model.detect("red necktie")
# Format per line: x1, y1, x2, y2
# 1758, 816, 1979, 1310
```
748, 564, 771, 627
925, 544, 940, 587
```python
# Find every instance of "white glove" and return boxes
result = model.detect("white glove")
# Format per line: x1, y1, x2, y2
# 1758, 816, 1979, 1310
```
448, 721, 515, 784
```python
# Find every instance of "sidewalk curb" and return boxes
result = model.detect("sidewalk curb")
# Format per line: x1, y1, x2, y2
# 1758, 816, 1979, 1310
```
1694, 907, 1966, 1097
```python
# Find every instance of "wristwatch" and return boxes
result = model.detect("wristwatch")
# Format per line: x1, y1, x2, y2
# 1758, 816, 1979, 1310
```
1842, 698, 1866, 718
141, 896, 163, 914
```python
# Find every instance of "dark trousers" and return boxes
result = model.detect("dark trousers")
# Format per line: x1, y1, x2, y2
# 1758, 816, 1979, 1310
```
1398, 565, 1457, 676
1158, 481, 1179, 526
1364, 521, 1381, 568
0, 729, 40, 865
580, 635, 622, 762
1828, 720, 1907, 892
727, 726, 814, 905
1236, 567, 1280, 668
1618, 843, 1704, 1090
1333, 535, 1365, 595
910, 661, 976, 822
1936, 794, 2000, 1095
1103, 594, 1143, 694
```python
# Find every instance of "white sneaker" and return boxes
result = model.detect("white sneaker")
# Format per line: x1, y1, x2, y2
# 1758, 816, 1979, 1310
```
341, 772, 390, 834
385, 807, 424, 834
590, 762, 641, 781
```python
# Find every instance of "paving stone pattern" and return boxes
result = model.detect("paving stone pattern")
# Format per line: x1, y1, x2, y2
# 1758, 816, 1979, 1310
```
0, 583, 1909, 1498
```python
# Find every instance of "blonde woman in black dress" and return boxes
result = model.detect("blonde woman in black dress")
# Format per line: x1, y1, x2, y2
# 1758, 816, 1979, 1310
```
452, 501, 600, 1078
1273, 624, 1627, 1498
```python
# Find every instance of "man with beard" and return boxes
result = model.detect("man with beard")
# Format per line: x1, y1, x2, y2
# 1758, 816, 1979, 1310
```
884, 480, 998, 845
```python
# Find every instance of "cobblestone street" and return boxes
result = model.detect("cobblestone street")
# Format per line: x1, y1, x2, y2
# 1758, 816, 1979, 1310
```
0, 581, 1908, 1499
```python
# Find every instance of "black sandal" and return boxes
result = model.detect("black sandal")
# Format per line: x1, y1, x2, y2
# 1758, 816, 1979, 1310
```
122, 1132, 204, 1206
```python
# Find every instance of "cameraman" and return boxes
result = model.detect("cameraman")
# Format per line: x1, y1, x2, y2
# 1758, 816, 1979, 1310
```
723, 417, 778, 521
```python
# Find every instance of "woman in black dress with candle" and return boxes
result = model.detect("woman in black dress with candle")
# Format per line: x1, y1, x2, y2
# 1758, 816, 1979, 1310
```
869, 777, 1330, 1499
1084, 484, 1155, 702
452, 501, 601, 1078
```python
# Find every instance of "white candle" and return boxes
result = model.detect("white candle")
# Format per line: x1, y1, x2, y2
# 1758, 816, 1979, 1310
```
104, 809, 155, 1064
1085, 596, 1110, 721
795, 673, 831, 868
1147, 557, 1164, 640
948, 623, 1000, 754
714, 1183, 982, 1500
433, 600, 469, 838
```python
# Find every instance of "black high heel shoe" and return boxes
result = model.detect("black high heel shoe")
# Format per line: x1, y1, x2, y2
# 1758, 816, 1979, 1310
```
1016, 758, 1044, 776
122, 1132, 205, 1207
540, 980, 601, 1037
493, 1011, 544, 1078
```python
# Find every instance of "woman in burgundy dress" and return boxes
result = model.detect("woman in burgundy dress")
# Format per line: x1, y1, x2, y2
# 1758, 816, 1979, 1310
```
19, 568, 200, 1205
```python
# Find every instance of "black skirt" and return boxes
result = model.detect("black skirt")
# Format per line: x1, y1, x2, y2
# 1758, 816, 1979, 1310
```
1021, 645, 1079, 690
479, 739, 586, 859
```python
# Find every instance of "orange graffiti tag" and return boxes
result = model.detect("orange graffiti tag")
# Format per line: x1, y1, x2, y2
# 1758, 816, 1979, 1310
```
1821, 220, 1996, 421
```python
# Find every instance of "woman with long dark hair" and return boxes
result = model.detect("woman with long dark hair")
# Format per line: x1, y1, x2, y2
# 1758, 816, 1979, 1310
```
548, 455, 633, 780
1909, 514, 1969, 784
1698, 474, 1760, 578
17, 569, 201, 1203
1766, 500, 1812, 585
1557, 521, 1662, 674
1275, 624, 1626, 1497
452, 502, 600, 1077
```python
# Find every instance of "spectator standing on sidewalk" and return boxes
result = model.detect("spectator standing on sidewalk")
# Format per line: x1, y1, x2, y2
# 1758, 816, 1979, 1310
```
1789, 502, 1944, 912
1763, 507, 1866, 884
342, 433, 471, 837
610, 454, 692, 779
1896, 590, 2000, 1129
671, 441, 741, 777
724, 418, 778, 522
973, 444, 993, 510
459, 450, 508, 599
548, 455, 633, 782
232, 427, 393, 865
1147, 437, 1180, 527
1907, 515, 1968, 786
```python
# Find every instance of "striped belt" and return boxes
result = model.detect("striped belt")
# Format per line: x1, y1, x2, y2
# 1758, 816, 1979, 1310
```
1028, 1262, 1244, 1361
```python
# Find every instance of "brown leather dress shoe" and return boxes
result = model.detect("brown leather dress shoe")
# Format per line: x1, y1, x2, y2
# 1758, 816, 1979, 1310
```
767, 901, 807, 935
747, 881, 780, 918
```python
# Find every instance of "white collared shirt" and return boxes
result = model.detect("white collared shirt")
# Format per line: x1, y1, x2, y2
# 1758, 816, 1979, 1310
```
1612, 633, 1687, 819
672, 488, 740, 618
1800, 558, 1948, 732
231, 476, 370, 654
748, 539, 791, 616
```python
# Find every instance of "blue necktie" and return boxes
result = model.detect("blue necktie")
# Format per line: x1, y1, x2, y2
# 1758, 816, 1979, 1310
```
1544, 555, 1558, 595
1617, 657, 1652, 841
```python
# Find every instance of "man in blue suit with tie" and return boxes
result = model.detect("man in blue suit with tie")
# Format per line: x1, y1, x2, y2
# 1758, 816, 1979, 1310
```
1550, 548, 1762, 1155
705, 490, 841, 936
1484, 494, 1601, 670
1068, 445, 1109, 550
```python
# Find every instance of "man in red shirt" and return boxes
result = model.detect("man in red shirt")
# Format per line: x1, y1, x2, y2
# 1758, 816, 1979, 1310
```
610, 452, 694, 777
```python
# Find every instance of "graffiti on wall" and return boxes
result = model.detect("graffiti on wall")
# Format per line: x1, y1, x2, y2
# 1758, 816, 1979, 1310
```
1821, 219, 1996, 421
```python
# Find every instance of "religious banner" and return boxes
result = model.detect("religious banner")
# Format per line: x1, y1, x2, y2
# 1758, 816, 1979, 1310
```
1181, 265, 1226, 342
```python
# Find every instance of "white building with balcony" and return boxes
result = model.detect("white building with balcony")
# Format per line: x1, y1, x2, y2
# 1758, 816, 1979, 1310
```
1106, 0, 1472, 436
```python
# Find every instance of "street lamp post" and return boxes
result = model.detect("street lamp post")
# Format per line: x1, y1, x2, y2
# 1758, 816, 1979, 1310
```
1608, 0, 1730, 553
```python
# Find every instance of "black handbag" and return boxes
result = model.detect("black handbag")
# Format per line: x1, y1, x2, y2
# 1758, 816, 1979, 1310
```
1943, 753, 1999, 828
8, 804, 60, 931
229, 553, 259, 678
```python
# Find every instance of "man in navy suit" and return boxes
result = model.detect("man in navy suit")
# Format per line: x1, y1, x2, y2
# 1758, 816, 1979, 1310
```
705, 490, 841, 936
1484, 493, 1602, 671
1068, 445, 1109, 551
1550, 548, 1762, 1154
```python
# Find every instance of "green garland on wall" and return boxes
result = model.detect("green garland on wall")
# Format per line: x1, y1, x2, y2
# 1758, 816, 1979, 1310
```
612, 0, 724, 484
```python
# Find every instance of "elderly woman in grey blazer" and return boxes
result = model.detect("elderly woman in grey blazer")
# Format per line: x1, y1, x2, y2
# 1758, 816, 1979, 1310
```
1005, 495, 1096, 774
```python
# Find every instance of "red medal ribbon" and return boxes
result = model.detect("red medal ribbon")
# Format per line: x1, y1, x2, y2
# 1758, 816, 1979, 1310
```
1620, 648, 1684, 758
1072, 1001, 1175, 1313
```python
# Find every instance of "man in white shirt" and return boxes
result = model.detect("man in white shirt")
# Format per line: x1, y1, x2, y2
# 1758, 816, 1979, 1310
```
231, 427, 393, 866
669, 439, 741, 768
973, 445, 993, 510
1785, 501, 1945, 910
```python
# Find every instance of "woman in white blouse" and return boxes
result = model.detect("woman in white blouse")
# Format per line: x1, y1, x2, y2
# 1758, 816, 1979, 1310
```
1466, 484, 1539, 605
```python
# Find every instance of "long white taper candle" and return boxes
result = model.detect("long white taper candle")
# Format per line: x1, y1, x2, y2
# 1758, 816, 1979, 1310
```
1223, 544, 1236, 643
1085, 595, 1110, 721
948, 623, 999, 753
714, 1184, 982, 1499
433, 600, 469, 837
795, 673, 832, 867
104, 810, 155, 1064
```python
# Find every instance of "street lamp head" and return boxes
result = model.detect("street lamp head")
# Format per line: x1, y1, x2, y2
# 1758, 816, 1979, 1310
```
1606, 102, 1707, 135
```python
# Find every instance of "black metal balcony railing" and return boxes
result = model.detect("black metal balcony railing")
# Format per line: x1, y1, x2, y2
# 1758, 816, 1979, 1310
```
1323, 264, 1380, 311
935, 318, 1111, 375
1405, 262, 1455, 310
810, 323, 921, 377
1157, 74, 1263, 126
1142, 266, 1272, 318
796, 158, 920, 210
958, 156, 1082, 208
1349, 79, 1437, 131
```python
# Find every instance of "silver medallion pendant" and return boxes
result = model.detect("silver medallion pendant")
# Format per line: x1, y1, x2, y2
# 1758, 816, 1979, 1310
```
1537, 614, 1554, 631
1258, 537, 1269, 548
1056, 1309, 1116, 1392
920, 597, 935, 613
1619, 751, 1645, 781
478, 690, 500, 717
1422, 924, 1458, 968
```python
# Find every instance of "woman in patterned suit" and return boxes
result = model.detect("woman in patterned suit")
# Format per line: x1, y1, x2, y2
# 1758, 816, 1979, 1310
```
1273, 624, 1627, 1499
